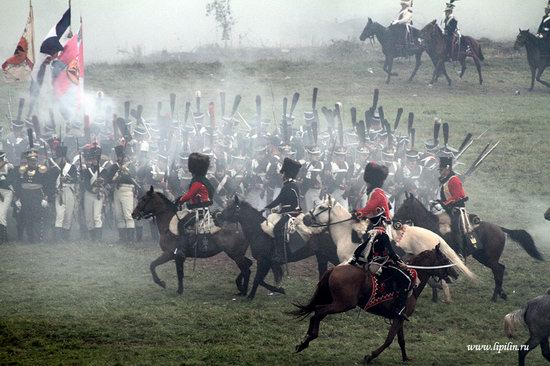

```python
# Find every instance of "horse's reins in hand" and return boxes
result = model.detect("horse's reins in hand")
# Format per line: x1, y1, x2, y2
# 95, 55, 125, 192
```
406, 263, 457, 270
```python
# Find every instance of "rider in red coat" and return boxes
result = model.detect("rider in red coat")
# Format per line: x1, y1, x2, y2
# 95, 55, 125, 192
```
174, 152, 214, 258
351, 162, 412, 321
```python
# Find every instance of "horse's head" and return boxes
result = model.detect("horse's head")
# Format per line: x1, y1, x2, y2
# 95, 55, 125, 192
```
393, 192, 422, 224
359, 18, 376, 42
303, 195, 349, 230
544, 207, 550, 221
132, 186, 175, 220
217, 195, 243, 223
419, 20, 438, 43
514, 29, 530, 50
413, 244, 459, 283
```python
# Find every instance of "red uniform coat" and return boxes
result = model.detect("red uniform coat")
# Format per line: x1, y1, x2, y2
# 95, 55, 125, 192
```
178, 181, 210, 205
440, 175, 466, 206
357, 188, 392, 221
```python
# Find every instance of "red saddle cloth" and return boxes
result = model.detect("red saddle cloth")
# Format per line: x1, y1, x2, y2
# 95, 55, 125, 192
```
363, 268, 417, 311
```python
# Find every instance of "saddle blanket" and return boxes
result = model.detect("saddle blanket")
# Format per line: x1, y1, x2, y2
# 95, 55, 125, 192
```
363, 268, 418, 311
169, 209, 221, 236
260, 213, 312, 241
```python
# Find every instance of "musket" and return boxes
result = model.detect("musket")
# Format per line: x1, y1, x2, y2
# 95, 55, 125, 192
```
462, 142, 492, 179
455, 128, 489, 161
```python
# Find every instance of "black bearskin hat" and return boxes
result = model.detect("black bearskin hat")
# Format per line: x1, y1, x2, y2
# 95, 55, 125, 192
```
188, 152, 210, 176
363, 162, 389, 187
114, 145, 125, 160
280, 157, 302, 179
439, 156, 453, 169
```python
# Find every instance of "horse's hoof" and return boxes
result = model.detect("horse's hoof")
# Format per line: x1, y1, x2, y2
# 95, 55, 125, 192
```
246, 295, 255, 301
157, 281, 166, 289
295, 343, 307, 353
278, 287, 286, 295
403, 356, 414, 363
364, 354, 374, 364
500, 292, 508, 300
491, 296, 497, 302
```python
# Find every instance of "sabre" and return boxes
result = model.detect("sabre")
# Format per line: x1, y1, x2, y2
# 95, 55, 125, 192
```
236, 112, 252, 131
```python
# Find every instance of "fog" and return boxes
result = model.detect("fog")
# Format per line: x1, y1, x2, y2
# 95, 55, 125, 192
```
1, 0, 543, 62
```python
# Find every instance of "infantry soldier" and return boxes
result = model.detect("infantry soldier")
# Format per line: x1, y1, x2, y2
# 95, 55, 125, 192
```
81, 144, 106, 241
14, 148, 50, 243
302, 145, 323, 211
330, 146, 350, 210
107, 145, 140, 243
264, 157, 302, 263
0, 151, 15, 242
49, 143, 78, 241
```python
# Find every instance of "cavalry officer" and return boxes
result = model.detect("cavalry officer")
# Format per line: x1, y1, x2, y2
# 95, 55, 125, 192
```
350, 162, 412, 321
443, 1, 459, 59
537, 3, 550, 39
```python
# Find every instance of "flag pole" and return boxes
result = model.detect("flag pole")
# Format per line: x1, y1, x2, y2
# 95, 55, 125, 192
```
30, 0, 35, 67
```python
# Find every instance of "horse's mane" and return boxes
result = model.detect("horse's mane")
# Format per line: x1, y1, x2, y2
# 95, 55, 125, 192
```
230, 198, 264, 219
155, 191, 178, 212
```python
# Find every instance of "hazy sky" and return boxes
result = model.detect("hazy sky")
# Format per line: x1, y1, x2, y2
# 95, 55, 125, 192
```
1, 0, 544, 62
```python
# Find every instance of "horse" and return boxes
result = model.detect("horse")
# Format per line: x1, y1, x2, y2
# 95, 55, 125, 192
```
292, 246, 459, 364
394, 194, 544, 302
216, 195, 340, 300
545, 207, 550, 221
359, 18, 425, 84
504, 288, 550, 366
303, 196, 477, 303
514, 29, 550, 91
419, 20, 484, 86
131, 187, 253, 296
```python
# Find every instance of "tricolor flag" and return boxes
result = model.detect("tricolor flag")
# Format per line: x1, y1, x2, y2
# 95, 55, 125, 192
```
2, 2, 35, 83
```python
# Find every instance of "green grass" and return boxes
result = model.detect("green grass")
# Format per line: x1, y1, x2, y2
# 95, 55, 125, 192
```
1, 46, 550, 365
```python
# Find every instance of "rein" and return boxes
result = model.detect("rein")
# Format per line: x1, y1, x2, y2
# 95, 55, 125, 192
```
406, 263, 457, 270
307, 205, 354, 228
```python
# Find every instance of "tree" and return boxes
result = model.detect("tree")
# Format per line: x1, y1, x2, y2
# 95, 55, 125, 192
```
206, 0, 236, 48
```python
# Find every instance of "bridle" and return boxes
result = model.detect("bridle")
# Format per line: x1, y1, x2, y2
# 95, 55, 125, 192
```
134, 194, 157, 220
306, 201, 354, 228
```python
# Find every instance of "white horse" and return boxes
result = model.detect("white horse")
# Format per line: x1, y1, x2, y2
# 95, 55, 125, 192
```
303, 197, 478, 302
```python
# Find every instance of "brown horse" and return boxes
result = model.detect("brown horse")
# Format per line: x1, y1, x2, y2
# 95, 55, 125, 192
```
514, 29, 550, 91
292, 245, 458, 364
394, 194, 544, 301
359, 18, 426, 84
419, 20, 484, 86
131, 187, 253, 296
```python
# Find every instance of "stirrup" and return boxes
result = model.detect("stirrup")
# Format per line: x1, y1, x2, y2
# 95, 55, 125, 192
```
396, 309, 410, 321
174, 248, 185, 258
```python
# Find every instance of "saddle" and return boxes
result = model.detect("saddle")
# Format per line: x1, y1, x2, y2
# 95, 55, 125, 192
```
261, 212, 312, 255
361, 267, 418, 311
169, 208, 221, 236
433, 208, 482, 250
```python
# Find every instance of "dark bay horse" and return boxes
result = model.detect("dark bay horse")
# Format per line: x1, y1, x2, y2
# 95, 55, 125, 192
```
217, 196, 340, 300
132, 187, 253, 296
359, 18, 425, 84
292, 245, 458, 364
419, 20, 484, 86
514, 29, 550, 91
394, 194, 544, 301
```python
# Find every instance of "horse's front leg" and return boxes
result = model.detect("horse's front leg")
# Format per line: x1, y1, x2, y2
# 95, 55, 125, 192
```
407, 52, 422, 82
247, 259, 271, 300
472, 56, 483, 85
175, 255, 185, 295
397, 325, 412, 362
386, 58, 395, 84
529, 66, 536, 91
536, 67, 550, 88
364, 318, 404, 364
459, 57, 467, 78
441, 62, 452, 86
150, 251, 174, 289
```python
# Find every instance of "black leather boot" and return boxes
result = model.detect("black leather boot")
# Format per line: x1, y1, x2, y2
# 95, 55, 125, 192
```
174, 236, 187, 258
394, 289, 410, 321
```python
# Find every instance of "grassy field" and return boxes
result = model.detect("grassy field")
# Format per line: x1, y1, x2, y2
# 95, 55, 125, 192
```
1, 44, 550, 365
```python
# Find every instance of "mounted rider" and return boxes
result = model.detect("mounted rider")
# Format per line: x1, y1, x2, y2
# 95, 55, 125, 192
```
350, 162, 412, 321
174, 152, 215, 258
434, 155, 468, 255
443, 0, 459, 60
391, 0, 414, 47
537, 3, 550, 40
264, 157, 302, 264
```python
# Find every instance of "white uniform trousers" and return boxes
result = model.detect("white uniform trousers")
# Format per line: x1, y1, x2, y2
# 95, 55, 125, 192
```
113, 184, 135, 229
84, 190, 103, 230
0, 188, 13, 226
55, 184, 76, 229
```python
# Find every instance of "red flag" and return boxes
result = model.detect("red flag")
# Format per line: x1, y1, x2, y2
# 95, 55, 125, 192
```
2, 3, 35, 83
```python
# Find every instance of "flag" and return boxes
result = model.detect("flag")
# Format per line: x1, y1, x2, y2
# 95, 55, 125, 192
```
40, 8, 71, 57
52, 23, 83, 118
2, 3, 35, 83
28, 7, 71, 116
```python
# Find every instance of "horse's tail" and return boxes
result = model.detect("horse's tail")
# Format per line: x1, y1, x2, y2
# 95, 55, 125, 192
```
437, 237, 479, 282
503, 308, 526, 338
271, 262, 284, 285
500, 227, 544, 261
290, 268, 334, 320
478, 45, 485, 61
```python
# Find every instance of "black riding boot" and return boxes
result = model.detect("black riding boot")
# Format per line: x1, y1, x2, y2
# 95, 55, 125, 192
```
394, 289, 410, 321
